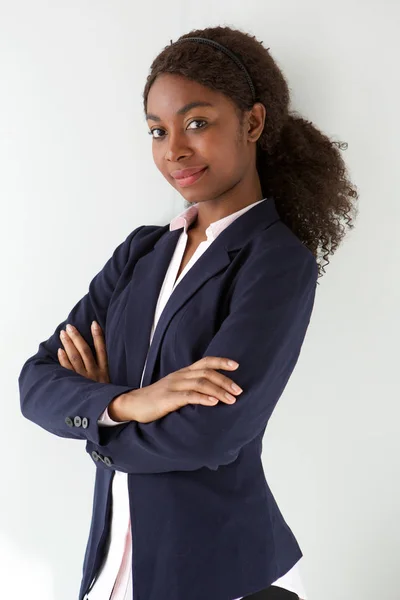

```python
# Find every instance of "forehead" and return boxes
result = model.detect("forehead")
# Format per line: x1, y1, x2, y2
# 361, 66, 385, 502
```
146, 73, 230, 118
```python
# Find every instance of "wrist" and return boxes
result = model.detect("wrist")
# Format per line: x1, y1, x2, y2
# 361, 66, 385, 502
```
108, 391, 134, 422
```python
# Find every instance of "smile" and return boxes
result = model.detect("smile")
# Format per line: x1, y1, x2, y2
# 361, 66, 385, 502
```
174, 167, 208, 187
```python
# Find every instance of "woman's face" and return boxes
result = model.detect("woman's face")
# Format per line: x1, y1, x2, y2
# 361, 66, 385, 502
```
145, 73, 261, 204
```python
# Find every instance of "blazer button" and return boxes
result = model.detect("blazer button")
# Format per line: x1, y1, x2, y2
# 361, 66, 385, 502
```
103, 456, 113, 466
91, 451, 100, 461
74, 416, 82, 427
65, 417, 73, 427
82, 417, 89, 429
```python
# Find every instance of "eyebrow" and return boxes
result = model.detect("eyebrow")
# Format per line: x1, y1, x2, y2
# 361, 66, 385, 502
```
145, 101, 214, 122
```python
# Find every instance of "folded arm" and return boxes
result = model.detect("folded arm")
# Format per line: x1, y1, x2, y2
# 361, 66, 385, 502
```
87, 244, 319, 473
18, 225, 146, 445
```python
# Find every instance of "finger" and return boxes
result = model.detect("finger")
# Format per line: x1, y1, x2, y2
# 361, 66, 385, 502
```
199, 396, 219, 405
57, 347, 75, 371
174, 371, 239, 405
199, 367, 243, 395
163, 387, 219, 411
173, 389, 221, 408
186, 368, 243, 400
180, 393, 219, 406
67, 324, 97, 373
91, 321, 109, 373
187, 356, 240, 372
59, 328, 88, 375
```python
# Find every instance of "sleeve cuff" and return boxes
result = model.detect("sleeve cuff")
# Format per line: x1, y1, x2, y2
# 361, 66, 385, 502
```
98, 405, 131, 427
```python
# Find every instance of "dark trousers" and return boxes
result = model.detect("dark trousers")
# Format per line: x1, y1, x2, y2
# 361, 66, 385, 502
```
242, 584, 299, 599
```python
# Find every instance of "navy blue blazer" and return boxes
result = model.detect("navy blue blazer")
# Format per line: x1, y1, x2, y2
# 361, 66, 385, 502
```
19, 197, 318, 600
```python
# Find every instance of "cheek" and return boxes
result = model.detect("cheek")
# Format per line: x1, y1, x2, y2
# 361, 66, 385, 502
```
152, 145, 166, 174
208, 144, 242, 179
151, 144, 160, 164
202, 130, 239, 162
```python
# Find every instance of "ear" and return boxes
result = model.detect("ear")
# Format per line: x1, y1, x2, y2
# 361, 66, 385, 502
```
246, 102, 266, 143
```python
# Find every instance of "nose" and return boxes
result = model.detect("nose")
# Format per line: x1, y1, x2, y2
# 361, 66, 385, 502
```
164, 129, 191, 162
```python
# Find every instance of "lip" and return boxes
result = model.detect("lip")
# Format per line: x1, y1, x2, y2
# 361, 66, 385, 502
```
170, 166, 207, 179
173, 167, 208, 187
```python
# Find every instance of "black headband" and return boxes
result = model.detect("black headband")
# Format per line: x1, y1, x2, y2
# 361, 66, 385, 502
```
171, 36, 257, 102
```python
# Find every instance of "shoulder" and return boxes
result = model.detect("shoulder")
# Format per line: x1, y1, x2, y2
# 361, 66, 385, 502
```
252, 219, 318, 276
125, 223, 166, 246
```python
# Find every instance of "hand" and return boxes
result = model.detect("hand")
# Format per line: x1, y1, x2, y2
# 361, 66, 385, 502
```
116, 356, 244, 424
57, 321, 110, 383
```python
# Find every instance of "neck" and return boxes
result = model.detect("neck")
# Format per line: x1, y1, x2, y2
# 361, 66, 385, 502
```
190, 172, 264, 235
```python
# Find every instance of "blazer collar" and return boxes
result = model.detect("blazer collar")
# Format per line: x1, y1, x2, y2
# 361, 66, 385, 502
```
124, 196, 280, 388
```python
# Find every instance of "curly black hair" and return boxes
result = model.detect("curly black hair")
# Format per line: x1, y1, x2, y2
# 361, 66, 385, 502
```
142, 25, 359, 280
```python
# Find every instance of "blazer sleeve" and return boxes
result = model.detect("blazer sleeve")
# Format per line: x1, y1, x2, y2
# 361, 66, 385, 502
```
18, 225, 147, 445
86, 244, 319, 473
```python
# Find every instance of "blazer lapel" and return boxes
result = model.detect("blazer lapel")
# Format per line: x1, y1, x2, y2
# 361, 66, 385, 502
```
124, 196, 280, 389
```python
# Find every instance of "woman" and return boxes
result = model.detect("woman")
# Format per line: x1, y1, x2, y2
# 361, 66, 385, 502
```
19, 25, 358, 600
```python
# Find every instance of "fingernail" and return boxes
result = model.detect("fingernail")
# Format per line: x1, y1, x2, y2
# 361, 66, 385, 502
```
66, 324, 74, 334
207, 397, 218, 404
92, 321, 99, 330
231, 383, 242, 393
227, 360, 239, 367
60, 330, 66, 338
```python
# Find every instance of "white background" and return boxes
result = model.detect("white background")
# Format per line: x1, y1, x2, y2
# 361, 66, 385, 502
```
1, 1, 399, 599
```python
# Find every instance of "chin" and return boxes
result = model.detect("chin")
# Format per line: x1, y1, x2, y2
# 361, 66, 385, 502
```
178, 187, 216, 203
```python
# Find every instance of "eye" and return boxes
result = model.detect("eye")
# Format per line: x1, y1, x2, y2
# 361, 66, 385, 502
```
148, 119, 207, 140
187, 119, 207, 130
148, 128, 164, 139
